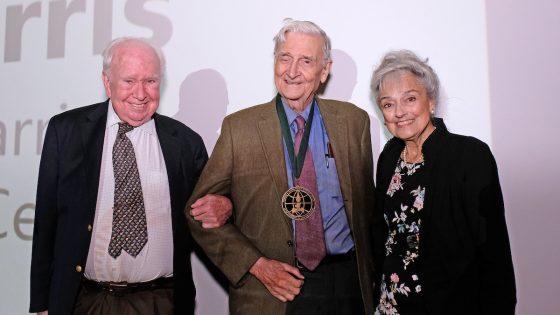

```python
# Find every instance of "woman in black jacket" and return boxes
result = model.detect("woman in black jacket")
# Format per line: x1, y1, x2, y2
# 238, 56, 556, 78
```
370, 50, 516, 315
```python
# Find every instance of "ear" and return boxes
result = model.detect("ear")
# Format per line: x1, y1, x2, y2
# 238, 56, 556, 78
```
429, 98, 436, 115
102, 72, 112, 98
320, 61, 332, 84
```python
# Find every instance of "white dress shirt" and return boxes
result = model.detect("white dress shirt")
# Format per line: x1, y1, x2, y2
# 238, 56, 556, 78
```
84, 103, 173, 282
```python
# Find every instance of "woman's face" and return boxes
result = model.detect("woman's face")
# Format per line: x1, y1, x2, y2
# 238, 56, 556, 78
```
378, 71, 435, 142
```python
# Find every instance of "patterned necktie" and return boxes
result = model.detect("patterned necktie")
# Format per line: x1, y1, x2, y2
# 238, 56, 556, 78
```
108, 122, 148, 258
294, 115, 326, 270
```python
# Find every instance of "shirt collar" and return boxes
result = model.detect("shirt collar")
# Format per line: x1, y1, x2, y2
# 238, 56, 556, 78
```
107, 100, 155, 135
281, 98, 314, 126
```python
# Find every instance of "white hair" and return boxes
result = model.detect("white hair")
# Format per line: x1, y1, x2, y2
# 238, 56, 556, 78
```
273, 18, 331, 62
101, 37, 165, 77
371, 49, 440, 105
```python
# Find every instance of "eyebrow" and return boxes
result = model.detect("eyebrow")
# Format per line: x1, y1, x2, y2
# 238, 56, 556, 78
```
379, 95, 391, 101
380, 89, 420, 98
379, 89, 421, 101
402, 89, 420, 94
277, 52, 315, 60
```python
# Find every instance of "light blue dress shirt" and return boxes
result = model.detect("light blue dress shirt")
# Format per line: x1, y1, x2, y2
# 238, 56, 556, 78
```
281, 99, 354, 255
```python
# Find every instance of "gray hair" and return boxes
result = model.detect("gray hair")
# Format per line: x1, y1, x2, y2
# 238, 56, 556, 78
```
101, 37, 165, 78
371, 50, 440, 105
273, 18, 332, 63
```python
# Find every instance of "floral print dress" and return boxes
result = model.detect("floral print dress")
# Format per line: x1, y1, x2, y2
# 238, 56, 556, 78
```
376, 157, 428, 315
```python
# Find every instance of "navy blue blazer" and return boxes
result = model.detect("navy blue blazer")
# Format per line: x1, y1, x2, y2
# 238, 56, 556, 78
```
373, 118, 516, 314
30, 100, 207, 315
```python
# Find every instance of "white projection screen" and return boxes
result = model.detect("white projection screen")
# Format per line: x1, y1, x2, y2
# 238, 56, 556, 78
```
1, 0, 558, 314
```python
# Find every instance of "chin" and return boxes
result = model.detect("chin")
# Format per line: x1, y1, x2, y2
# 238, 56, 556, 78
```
281, 89, 303, 98
391, 128, 413, 139
127, 116, 149, 125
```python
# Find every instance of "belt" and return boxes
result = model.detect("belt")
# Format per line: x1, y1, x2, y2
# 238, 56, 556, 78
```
82, 277, 174, 296
296, 250, 356, 270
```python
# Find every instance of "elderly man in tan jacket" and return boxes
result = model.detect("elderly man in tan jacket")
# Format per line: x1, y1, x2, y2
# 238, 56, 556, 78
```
186, 19, 376, 315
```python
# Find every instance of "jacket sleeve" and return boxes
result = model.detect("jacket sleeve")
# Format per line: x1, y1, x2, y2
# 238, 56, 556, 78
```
184, 116, 262, 287
29, 117, 60, 312
464, 139, 516, 313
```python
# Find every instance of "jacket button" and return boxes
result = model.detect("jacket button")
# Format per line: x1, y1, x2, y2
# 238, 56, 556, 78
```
75, 265, 82, 273
87, 225, 93, 232
287, 240, 294, 247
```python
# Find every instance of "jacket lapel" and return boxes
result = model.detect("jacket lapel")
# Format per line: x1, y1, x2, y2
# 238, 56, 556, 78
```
81, 101, 109, 222
317, 99, 353, 223
256, 100, 292, 230
153, 114, 182, 215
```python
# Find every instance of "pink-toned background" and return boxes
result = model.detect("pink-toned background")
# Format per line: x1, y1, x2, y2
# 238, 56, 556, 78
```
1, 1, 558, 314
487, 1, 560, 314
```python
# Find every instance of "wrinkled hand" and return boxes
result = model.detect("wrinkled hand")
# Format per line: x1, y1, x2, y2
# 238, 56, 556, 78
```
190, 194, 232, 228
249, 257, 304, 302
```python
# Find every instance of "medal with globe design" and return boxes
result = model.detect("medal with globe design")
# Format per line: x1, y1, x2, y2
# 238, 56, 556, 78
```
281, 185, 316, 220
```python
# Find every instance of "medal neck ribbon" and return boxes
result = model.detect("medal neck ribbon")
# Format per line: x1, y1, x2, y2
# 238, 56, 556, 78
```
275, 93, 316, 179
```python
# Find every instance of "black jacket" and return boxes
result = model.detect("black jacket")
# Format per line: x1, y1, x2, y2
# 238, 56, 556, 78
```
373, 118, 516, 314
30, 100, 207, 315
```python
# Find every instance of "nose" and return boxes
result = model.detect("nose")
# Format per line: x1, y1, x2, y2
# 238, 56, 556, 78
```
287, 59, 299, 78
133, 82, 147, 100
394, 101, 405, 118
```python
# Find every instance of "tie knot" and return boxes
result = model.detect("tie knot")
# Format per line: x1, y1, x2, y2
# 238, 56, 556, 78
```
295, 115, 306, 132
118, 122, 134, 137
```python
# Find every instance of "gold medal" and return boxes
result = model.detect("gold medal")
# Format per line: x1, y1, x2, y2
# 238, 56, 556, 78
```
281, 186, 316, 220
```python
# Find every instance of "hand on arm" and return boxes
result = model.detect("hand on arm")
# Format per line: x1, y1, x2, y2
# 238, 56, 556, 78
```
190, 194, 233, 228
249, 257, 304, 302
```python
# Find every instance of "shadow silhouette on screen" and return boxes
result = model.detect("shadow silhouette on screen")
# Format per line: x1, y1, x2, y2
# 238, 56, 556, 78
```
318, 49, 382, 163
173, 68, 230, 293
174, 68, 229, 154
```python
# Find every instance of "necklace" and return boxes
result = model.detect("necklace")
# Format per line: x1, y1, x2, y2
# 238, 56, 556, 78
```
403, 145, 424, 165
401, 126, 435, 166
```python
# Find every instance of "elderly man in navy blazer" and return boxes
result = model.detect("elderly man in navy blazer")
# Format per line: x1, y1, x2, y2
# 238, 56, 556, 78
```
29, 37, 231, 315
